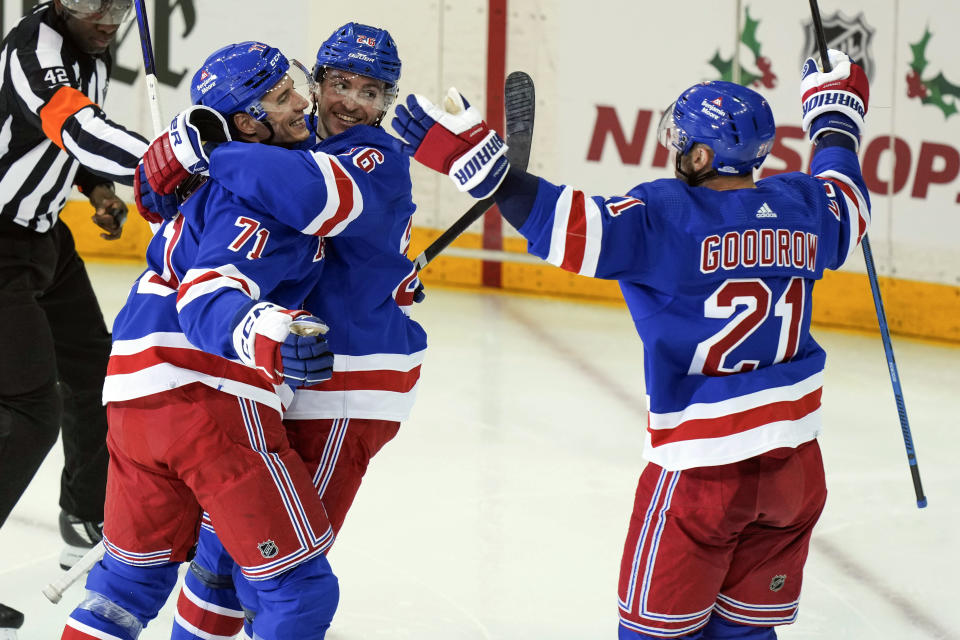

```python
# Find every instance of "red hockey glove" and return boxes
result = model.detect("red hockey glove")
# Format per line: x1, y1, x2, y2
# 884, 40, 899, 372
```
142, 105, 231, 196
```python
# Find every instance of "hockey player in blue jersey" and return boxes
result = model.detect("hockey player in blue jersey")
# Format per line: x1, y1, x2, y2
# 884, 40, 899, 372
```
138, 24, 426, 639
392, 50, 870, 639
61, 43, 342, 640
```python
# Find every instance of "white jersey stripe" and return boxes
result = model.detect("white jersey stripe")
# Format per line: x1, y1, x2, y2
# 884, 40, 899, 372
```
648, 372, 823, 429
619, 468, 671, 611
301, 153, 362, 236
579, 194, 603, 276
15, 144, 70, 225
546, 186, 573, 267
36, 22, 65, 69
8, 45, 44, 114
313, 418, 349, 498
180, 582, 245, 618
644, 410, 822, 471
817, 169, 870, 261
284, 386, 420, 422
70, 106, 148, 157
178, 265, 261, 311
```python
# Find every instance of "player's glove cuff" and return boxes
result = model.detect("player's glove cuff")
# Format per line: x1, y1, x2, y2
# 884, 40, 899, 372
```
448, 129, 510, 198
232, 301, 312, 385
134, 163, 178, 224
143, 106, 231, 196
169, 105, 231, 176
809, 112, 861, 151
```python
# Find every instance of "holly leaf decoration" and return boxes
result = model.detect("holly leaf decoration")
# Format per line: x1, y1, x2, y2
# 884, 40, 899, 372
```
740, 7, 763, 59
920, 72, 960, 118
709, 51, 761, 87
908, 28, 931, 75
708, 7, 767, 88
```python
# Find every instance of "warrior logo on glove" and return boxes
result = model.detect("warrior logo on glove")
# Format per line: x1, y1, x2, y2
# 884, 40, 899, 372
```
392, 88, 511, 199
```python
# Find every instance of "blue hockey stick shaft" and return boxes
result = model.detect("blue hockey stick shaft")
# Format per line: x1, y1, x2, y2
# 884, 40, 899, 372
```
808, 0, 926, 508
860, 237, 927, 507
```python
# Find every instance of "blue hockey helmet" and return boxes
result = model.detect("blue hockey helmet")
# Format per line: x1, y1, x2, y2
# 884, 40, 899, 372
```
314, 22, 402, 86
190, 41, 291, 121
657, 81, 776, 175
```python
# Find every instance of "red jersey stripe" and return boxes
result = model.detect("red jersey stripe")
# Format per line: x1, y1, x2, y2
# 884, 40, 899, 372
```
560, 190, 587, 273
649, 388, 822, 447
177, 270, 253, 305
314, 158, 356, 237
822, 177, 867, 243
107, 346, 270, 390
306, 365, 422, 393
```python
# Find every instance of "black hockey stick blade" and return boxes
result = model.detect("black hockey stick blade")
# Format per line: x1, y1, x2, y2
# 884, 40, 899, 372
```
414, 71, 535, 271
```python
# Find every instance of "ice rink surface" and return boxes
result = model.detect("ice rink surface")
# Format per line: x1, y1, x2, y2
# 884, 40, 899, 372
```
1, 261, 958, 639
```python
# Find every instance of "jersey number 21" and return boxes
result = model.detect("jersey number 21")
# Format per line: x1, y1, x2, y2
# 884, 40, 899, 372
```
689, 277, 806, 376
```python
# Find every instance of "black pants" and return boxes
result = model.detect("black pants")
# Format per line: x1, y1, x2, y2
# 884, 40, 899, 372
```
0, 218, 110, 526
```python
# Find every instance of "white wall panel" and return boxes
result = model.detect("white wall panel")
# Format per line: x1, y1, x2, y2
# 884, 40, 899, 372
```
5, 0, 957, 287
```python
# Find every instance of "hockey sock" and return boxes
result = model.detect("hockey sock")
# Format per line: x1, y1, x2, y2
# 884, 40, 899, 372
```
701, 616, 777, 639
172, 528, 244, 639
61, 554, 179, 640
247, 554, 339, 640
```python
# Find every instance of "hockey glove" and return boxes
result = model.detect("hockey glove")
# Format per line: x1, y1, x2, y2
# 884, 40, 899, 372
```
391, 88, 510, 199
142, 105, 231, 196
800, 49, 869, 150
232, 302, 333, 388
134, 163, 179, 224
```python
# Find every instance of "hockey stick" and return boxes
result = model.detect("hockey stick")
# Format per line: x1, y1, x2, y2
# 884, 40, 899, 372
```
134, 0, 163, 135
809, 0, 927, 509
42, 542, 109, 604
105, 0, 163, 227
412, 70, 535, 271
42, 2, 164, 605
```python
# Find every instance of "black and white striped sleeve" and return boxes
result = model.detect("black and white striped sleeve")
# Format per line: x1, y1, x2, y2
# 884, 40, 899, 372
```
7, 21, 147, 185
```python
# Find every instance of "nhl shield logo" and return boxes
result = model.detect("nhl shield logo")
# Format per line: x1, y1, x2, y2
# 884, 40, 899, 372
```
802, 11, 876, 82
258, 540, 279, 559
770, 574, 787, 592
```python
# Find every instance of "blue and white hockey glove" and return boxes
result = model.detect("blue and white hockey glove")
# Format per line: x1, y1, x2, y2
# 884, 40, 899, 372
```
143, 105, 231, 196
392, 88, 510, 199
232, 302, 333, 388
134, 163, 179, 224
800, 49, 869, 150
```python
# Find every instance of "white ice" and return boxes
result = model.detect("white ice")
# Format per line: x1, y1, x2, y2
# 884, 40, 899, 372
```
1, 261, 957, 639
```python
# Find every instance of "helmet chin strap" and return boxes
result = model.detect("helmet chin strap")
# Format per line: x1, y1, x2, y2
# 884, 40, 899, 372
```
675, 151, 718, 187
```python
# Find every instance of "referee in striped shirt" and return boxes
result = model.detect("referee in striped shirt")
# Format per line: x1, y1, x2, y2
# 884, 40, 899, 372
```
0, 1, 146, 628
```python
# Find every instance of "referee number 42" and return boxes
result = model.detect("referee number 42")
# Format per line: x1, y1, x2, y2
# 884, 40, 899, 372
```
689, 277, 807, 376
44, 68, 69, 86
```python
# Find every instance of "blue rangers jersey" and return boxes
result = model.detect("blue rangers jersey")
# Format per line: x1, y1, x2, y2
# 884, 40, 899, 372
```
103, 178, 326, 413
192, 124, 426, 421
504, 146, 869, 470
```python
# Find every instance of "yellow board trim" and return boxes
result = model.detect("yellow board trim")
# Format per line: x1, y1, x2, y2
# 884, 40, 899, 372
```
408, 227, 960, 344
59, 200, 153, 263
61, 201, 960, 344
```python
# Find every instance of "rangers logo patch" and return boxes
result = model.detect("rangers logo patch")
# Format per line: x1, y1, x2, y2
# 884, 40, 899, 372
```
770, 574, 787, 592
258, 540, 279, 558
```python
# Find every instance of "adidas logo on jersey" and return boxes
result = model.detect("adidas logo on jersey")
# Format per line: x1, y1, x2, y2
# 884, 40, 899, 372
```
756, 202, 777, 218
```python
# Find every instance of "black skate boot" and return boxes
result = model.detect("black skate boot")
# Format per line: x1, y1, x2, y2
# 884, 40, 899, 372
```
59, 509, 103, 570
0, 603, 24, 640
